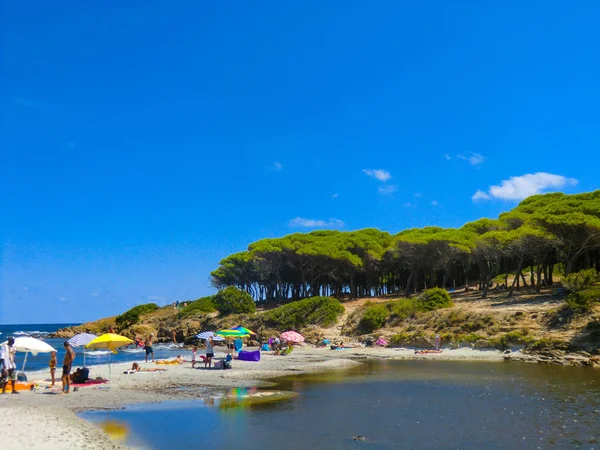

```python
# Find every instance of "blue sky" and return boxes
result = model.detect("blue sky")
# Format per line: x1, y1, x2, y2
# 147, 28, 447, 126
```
1, 1, 599, 324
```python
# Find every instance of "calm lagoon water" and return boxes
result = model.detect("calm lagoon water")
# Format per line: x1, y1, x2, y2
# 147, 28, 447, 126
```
80, 360, 600, 449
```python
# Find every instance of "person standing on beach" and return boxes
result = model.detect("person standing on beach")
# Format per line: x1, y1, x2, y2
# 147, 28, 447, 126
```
144, 333, 155, 363
205, 336, 214, 368
435, 334, 441, 351
49, 351, 57, 387
62, 341, 75, 394
191, 347, 197, 368
1, 337, 17, 394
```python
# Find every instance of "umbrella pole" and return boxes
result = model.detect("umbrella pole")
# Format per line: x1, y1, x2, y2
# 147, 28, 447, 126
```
22, 351, 29, 372
84, 348, 86, 367
108, 352, 111, 380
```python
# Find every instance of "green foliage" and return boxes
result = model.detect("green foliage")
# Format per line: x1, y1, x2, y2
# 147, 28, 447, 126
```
179, 296, 217, 318
115, 303, 159, 329
418, 288, 454, 311
361, 305, 389, 332
562, 269, 599, 292
214, 287, 256, 315
261, 296, 344, 330
489, 329, 535, 351
565, 286, 600, 314
388, 298, 425, 320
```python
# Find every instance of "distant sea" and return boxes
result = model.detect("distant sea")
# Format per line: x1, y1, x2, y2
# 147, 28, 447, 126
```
0, 323, 192, 373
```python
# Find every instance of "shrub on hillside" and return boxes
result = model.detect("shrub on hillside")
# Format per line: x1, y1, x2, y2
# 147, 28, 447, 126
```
361, 305, 389, 332
418, 288, 454, 311
565, 285, 600, 314
179, 296, 217, 318
388, 298, 424, 320
214, 287, 256, 315
261, 296, 344, 330
115, 303, 159, 329
562, 268, 599, 293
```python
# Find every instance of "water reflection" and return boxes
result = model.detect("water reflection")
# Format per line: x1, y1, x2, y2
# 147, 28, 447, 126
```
80, 360, 600, 450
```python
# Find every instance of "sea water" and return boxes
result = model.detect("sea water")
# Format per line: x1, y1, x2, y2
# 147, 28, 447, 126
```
0, 323, 189, 372
80, 360, 600, 449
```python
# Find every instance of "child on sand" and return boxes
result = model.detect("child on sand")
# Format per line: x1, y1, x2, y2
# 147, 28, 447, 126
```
191, 347, 197, 368
49, 351, 57, 387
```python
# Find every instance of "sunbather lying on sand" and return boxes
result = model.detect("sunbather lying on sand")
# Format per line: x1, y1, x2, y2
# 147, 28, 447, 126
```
155, 355, 186, 365
414, 349, 443, 354
124, 362, 167, 374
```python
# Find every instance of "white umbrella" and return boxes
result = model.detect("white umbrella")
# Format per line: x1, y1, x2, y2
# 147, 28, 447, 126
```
1, 336, 57, 372
196, 331, 225, 341
68, 333, 98, 366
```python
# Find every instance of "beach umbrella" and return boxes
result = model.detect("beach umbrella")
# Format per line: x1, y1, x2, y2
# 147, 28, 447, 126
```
85, 333, 133, 379
231, 326, 257, 336
280, 331, 304, 343
215, 329, 250, 338
68, 333, 98, 366
1, 336, 57, 372
100, 420, 129, 441
196, 331, 225, 341
376, 338, 388, 347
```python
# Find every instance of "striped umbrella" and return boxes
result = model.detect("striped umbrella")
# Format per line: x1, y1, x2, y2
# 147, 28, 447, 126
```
196, 331, 225, 341
280, 331, 304, 343
68, 333, 98, 366
215, 329, 250, 338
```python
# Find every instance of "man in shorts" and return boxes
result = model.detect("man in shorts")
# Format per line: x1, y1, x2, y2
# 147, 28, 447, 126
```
1, 337, 17, 394
144, 333, 155, 362
62, 341, 76, 394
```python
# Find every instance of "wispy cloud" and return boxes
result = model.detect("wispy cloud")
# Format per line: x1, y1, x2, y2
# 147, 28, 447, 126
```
414, 193, 423, 198
431, 200, 439, 206
91, 292, 100, 297
332, 193, 338, 199
363, 169, 391, 182
378, 185, 398, 195
59, 297, 68, 302
288, 217, 345, 229
472, 173, 578, 201
403, 202, 413, 208
457, 153, 485, 166
443, 154, 452, 161
147, 295, 163, 301
13, 97, 45, 110
271, 161, 283, 172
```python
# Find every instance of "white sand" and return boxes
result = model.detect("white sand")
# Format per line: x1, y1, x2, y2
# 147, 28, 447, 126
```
1, 346, 505, 449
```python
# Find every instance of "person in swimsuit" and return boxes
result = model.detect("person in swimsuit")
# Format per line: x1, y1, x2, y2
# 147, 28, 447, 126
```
144, 333, 155, 363
62, 341, 75, 394
1, 337, 17, 394
49, 351, 57, 387
191, 347, 197, 368
205, 336, 214, 368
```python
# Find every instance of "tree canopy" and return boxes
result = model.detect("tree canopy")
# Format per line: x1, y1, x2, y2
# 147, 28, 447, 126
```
211, 191, 600, 301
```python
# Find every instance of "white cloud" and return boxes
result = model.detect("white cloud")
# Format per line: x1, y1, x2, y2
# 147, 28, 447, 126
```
443, 154, 451, 161
147, 295, 163, 300
468, 153, 485, 166
91, 292, 100, 297
403, 202, 412, 208
378, 185, 398, 195
472, 190, 491, 201
59, 297, 68, 302
414, 193, 422, 197
363, 169, 391, 182
431, 200, 439, 206
457, 153, 485, 166
332, 193, 338, 199
288, 217, 345, 229
472, 173, 578, 201
272, 161, 283, 171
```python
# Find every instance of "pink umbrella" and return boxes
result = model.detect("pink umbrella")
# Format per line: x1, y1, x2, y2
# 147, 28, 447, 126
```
280, 331, 305, 343
376, 338, 388, 346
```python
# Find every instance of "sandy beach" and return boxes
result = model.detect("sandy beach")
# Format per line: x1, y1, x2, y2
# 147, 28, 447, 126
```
2, 346, 506, 449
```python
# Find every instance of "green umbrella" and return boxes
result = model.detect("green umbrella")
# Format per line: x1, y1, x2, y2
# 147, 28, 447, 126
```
215, 329, 250, 338
232, 326, 257, 336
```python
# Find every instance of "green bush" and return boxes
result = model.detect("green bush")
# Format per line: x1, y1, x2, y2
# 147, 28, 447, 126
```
261, 296, 344, 330
388, 298, 424, 320
115, 303, 159, 329
418, 288, 454, 311
214, 287, 256, 315
179, 296, 217, 318
562, 268, 599, 292
489, 329, 535, 351
361, 305, 389, 332
565, 285, 600, 314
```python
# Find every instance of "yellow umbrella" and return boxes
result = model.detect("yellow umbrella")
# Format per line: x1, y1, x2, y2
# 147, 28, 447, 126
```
85, 333, 133, 379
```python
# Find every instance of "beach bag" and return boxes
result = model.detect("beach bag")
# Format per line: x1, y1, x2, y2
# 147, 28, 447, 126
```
214, 360, 223, 369
17, 372, 28, 382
